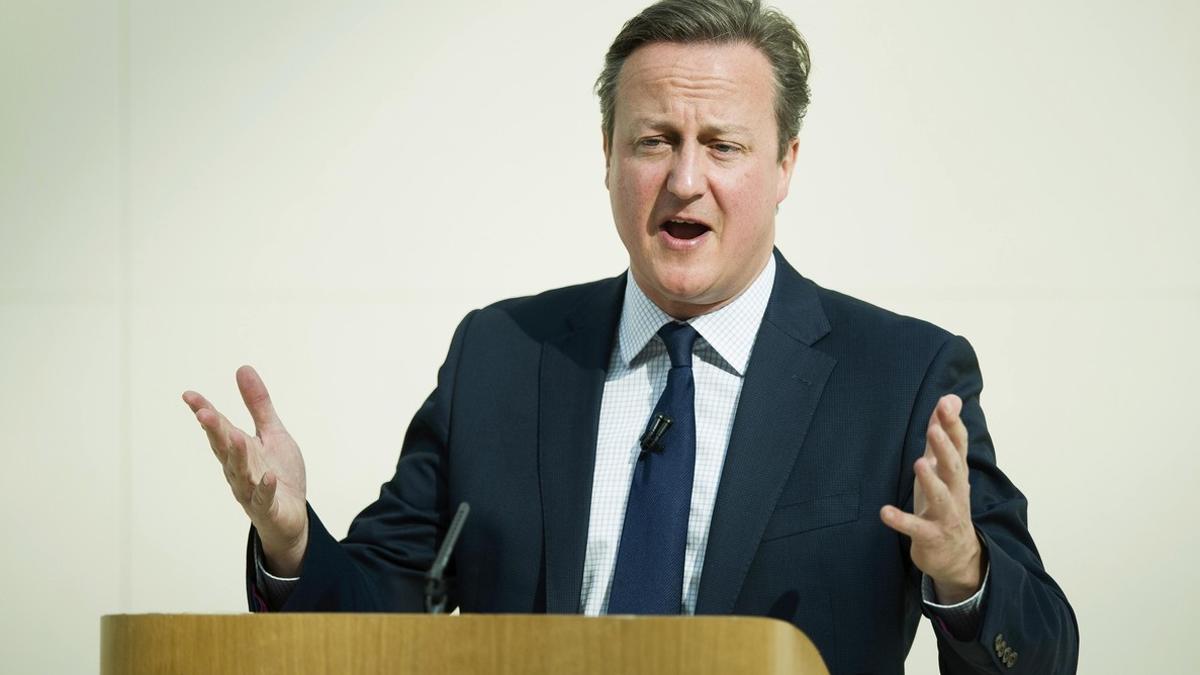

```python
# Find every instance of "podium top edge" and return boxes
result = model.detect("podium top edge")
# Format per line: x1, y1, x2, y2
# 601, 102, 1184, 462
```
101, 613, 795, 627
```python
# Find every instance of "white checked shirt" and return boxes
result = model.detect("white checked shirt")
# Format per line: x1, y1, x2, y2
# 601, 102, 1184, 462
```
579, 256, 778, 616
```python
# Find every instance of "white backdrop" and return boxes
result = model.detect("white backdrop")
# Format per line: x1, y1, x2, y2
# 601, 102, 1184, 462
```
2, 1, 1198, 672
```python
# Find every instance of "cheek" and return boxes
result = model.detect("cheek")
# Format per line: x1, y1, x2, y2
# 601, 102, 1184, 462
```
612, 162, 662, 224
708, 166, 778, 259
721, 172, 753, 210
715, 170, 767, 230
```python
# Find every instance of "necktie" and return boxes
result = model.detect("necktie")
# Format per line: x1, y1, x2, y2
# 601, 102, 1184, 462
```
607, 322, 699, 614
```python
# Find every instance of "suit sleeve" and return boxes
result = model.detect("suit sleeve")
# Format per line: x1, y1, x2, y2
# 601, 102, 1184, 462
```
900, 335, 1079, 674
243, 310, 477, 612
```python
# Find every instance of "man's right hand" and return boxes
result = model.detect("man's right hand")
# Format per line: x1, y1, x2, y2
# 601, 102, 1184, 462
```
183, 365, 309, 577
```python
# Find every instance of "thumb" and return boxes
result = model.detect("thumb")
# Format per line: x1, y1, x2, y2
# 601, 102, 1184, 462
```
236, 365, 283, 432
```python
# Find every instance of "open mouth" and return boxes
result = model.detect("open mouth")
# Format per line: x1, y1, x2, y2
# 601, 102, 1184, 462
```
660, 217, 711, 241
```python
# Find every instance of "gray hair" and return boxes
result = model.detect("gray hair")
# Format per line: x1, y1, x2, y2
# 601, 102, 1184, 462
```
595, 0, 811, 162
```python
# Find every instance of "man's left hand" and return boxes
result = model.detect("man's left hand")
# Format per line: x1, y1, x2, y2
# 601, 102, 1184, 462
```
881, 394, 986, 604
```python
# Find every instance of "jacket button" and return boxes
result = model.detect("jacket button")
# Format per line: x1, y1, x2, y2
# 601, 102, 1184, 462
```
994, 633, 1005, 652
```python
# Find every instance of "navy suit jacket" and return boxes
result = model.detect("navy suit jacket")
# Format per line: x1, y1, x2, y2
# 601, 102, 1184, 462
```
246, 251, 1078, 674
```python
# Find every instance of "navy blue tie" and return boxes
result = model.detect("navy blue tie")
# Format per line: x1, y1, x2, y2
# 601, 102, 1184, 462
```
608, 322, 699, 614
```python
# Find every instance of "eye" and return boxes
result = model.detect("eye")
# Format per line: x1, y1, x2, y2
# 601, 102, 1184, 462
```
639, 138, 667, 148
711, 142, 740, 155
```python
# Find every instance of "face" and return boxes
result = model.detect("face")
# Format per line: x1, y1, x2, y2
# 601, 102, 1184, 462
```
605, 41, 799, 319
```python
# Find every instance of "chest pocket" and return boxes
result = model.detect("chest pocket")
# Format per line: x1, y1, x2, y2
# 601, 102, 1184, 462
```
761, 489, 860, 541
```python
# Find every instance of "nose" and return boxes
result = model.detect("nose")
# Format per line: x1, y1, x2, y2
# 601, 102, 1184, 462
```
665, 143, 707, 201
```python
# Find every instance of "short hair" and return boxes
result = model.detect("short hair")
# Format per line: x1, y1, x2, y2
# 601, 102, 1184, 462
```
595, 0, 812, 162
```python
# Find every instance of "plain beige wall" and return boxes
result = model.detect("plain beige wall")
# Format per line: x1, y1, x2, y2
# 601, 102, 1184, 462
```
2, 1, 1197, 672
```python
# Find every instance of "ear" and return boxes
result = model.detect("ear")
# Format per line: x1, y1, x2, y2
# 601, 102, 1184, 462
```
775, 137, 800, 205
602, 128, 612, 190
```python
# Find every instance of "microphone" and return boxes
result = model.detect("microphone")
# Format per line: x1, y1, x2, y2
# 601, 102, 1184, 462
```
639, 413, 673, 454
425, 501, 470, 614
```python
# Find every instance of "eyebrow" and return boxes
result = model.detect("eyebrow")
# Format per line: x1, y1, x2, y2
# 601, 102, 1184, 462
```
629, 117, 753, 137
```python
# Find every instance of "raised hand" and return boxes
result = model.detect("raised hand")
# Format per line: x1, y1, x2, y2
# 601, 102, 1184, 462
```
880, 394, 986, 604
183, 365, 309, 576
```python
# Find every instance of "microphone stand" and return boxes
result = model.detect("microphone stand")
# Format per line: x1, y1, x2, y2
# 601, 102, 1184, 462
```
425, 502, 471, 614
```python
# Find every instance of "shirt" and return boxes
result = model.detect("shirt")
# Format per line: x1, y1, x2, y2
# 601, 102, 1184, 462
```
579, 256, 777, 615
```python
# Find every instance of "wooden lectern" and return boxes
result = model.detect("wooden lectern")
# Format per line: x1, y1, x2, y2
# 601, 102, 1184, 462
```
101, 614, 828, 674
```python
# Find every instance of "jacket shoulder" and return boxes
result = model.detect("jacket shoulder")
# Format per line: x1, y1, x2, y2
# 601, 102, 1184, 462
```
468, 275, 625, 341
812, 284, 957, 355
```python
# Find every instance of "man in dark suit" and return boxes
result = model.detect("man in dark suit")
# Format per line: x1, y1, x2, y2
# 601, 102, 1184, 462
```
183, 1, 1078, 672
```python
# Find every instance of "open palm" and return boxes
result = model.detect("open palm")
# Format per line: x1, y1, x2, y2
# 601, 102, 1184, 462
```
183, 365, 309, 575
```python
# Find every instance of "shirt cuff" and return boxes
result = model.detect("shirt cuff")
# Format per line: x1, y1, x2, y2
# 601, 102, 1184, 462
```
921, 563, 989, 641
253, 534, 300, 609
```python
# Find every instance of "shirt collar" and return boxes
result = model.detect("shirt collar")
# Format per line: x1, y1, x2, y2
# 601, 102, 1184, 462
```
617, 255, 776, 376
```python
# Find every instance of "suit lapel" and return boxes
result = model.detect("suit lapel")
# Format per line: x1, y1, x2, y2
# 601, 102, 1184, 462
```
538, 276, 625, 613
695, 252, 837, 615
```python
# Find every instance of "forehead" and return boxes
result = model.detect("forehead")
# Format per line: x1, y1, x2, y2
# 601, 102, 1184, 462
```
614, 41, 776, 129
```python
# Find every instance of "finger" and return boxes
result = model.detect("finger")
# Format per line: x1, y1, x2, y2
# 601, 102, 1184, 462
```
880, 505, 938, 541
236, 365, 282, 434
936, 394, 969, 459
915, 456, 954, 516
194, 406, 233, 462
923, 401, 944, 459
182, 390, 215, 414
927, 423, 964, 487
249, 471, 278, 519
226, 427, 262, 502
194, 402, 251, 464
184, 391, 226, 452
225, 430, 251, 502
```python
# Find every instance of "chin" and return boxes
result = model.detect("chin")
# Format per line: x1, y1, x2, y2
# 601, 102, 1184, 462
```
651, 270, 721, 307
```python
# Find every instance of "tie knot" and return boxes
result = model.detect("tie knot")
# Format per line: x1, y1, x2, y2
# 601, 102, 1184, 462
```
658, 322, 699, 368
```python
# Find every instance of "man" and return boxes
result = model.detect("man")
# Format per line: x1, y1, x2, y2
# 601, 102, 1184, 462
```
183, 1, 1078, 672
